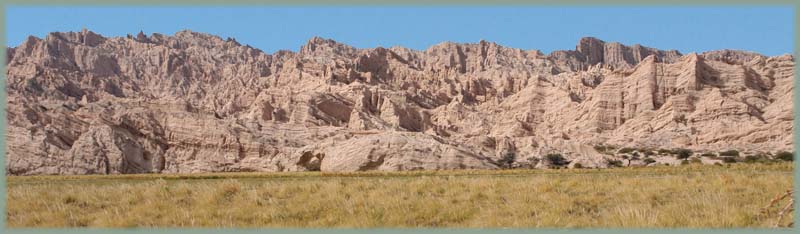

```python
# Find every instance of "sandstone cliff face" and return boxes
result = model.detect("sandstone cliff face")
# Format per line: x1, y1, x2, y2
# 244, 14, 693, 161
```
5, 29, 794, 175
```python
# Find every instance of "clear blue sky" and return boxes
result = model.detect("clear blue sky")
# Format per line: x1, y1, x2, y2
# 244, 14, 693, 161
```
5, 7, 795, 56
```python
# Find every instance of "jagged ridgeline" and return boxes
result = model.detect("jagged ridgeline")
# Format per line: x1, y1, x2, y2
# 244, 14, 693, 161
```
5, 29, 794, 175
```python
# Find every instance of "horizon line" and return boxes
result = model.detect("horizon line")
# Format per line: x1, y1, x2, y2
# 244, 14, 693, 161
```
8, 28, 793, 58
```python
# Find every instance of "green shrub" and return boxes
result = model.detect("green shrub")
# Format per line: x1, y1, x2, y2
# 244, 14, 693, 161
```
775, 151, 794, 161
643, 151, 655, 157
607, 159, 623, 167
618, 148, 635, 154
544, 153, 568, 166
721, 157, 738, 163
25, 79, 43, 93
643, 158, 656, 164
690, 158, 702, 164
593, 145, 608, 152
680, 160, 690, 165
700, 152, 716, 158
594, 145, 614, 155
573, 163, 583, 169
657, 149, 673, 155
743, 155, 765, 164
719, 150, 740, 157
674, 149, 693, 160
498, 152, 516, 168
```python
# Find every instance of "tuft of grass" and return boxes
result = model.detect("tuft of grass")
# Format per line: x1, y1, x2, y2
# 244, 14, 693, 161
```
6, 163, 793, 228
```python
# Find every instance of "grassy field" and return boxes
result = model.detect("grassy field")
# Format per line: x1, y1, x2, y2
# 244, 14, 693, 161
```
6, 163, 795, 228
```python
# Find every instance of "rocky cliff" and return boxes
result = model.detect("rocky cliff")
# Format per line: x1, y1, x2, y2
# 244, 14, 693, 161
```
5, 29, 794, 175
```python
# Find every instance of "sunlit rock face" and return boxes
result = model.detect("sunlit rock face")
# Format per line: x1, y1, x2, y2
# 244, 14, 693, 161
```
5, 29, 794, 175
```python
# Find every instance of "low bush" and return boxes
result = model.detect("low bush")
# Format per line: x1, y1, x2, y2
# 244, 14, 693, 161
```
498, 152, 516, 168
719, 150, 740, 157
721, 157, 738, 163
700, 152, 716, 158
593, 145, 608, 152
594, 145, 614, 155
544, 153, 568, 166
643, 158, 656, 164
775, 151, 794, 162
657, 149, 673, 155
618, 148, 635, 154
674, 149, 693, 160
607, 159, 623, 167
743, 155, 759, 163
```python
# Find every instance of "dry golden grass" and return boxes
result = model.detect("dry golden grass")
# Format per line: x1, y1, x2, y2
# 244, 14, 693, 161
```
6, 163, 794, 228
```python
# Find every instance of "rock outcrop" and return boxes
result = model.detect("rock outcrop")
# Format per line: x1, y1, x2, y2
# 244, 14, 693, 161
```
5, 29, 794, 175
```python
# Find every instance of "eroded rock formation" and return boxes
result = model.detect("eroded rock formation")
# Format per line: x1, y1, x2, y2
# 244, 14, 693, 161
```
5, 29, 794, 174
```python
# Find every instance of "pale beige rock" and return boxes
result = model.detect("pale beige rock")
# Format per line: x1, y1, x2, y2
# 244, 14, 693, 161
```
314, 132, 498, 171
4, 29, 794, 175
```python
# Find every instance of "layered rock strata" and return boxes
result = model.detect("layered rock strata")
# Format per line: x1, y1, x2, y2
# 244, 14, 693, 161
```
5, 29, 794, 174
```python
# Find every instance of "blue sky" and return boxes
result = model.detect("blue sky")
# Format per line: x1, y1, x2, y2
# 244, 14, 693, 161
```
5, 7, 795, 56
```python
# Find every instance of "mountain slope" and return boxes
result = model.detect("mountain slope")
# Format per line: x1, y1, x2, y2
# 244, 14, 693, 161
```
5, 29, 794, 175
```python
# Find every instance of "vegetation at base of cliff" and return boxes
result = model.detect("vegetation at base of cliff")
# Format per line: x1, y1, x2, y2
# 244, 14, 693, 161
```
590, 146, 793, 167
7, 163, 793, 228
720, 150, 741, 157
775, 151, 794, 161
